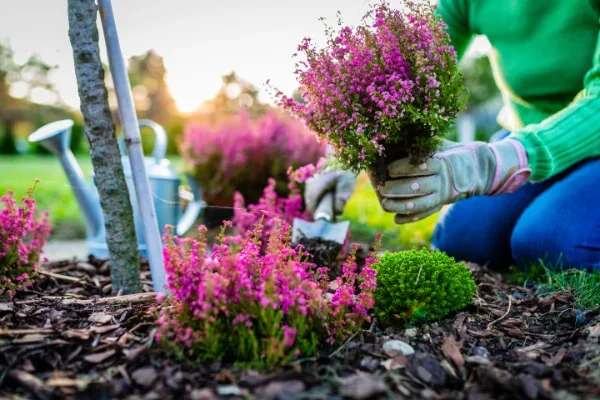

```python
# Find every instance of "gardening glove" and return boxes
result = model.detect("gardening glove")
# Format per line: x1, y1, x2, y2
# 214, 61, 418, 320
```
305, 170, 357, 219
375, 138, 531, 224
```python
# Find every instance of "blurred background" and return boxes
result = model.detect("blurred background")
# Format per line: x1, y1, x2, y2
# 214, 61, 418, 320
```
0, 0, 502, 252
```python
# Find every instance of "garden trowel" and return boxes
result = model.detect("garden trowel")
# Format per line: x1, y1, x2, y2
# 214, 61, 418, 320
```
292, 192, 350, 246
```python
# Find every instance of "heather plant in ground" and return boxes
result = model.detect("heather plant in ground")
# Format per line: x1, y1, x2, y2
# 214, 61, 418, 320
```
180, 110, 326, 206
233, 178, 308, 247
232, 162, 353, 265
1, 184, 51, 299
155, 218, 381, 367
232, 161, 326, 246
374, 248, 476, 327
271, 0, 465, 174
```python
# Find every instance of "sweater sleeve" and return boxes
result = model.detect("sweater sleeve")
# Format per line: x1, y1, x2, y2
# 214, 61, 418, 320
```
435, 0, 474, 62
508, 23, 600, 181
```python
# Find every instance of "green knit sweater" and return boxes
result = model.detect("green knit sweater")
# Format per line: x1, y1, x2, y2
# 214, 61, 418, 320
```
436, 0, 600, 181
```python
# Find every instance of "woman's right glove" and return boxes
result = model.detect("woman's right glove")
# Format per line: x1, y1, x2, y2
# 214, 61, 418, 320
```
372, 138, 531, 224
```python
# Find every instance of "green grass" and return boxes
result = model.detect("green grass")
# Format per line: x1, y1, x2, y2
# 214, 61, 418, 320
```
341, 173, 439, 251
0, 155, 93, 239
510, 261, 600, 310
0, 154, 183, 240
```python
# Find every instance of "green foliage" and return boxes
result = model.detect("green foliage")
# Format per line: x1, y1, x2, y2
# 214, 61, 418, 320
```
161, 301, 321, 368
510, 261, 600, 310
374, 248, 476, 326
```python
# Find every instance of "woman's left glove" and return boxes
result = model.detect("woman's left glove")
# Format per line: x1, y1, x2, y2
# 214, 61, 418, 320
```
304, 170, 357, 218
376, 138, 531, 224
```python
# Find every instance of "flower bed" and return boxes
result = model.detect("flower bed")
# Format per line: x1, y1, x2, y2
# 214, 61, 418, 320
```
2, 256, 598, 399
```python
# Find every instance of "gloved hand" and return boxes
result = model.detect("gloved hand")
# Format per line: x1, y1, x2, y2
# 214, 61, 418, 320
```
374, 138, 532, 224
304, 170, 357, 219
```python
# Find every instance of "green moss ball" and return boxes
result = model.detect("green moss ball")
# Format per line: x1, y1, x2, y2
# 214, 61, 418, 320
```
374, 248, 476, 327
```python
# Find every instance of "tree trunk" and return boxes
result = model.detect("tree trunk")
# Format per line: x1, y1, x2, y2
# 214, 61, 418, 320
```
67, 0, 142, 294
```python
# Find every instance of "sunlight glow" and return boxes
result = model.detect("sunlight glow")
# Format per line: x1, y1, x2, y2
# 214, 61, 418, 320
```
165, 71, 222, 113
8, 81, 27, 99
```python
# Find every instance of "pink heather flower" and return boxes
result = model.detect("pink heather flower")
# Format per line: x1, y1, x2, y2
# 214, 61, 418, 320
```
156, 204, 382, 365
156, 292, 167, 304
232, 169, 312, 247
287, 157, 327, 184
1, 186, 51, 300
282, 325, 296, 347
268, 0, 464, 173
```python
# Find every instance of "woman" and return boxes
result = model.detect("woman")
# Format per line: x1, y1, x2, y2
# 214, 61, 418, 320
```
305, 0, 600, 271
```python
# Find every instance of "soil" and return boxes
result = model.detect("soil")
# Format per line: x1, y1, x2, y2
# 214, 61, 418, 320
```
295, 237, 344, 268
2, 255, 600, 400
370, 124, 436, 186
373, 148, 406, 187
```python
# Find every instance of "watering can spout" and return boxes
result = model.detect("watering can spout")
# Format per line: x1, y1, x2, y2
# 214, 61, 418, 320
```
28, 120, 103, 237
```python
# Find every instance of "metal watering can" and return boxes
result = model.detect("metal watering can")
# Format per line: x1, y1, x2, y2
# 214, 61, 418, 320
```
28, 119, 204, 259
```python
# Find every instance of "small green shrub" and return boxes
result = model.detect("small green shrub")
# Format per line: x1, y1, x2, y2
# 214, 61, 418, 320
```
374, 248, 476, 326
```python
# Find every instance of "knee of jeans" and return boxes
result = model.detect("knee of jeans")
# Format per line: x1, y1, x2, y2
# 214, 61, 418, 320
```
510, 224, 534, 267
512, 223, 600, 271
510, 218, 565, 269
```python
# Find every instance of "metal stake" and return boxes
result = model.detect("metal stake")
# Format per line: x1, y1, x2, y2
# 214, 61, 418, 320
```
97, 0, 167, 293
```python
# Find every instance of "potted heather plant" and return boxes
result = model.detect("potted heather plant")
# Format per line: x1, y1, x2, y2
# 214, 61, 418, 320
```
180, 109, 326, 225
272, 0, 465, 184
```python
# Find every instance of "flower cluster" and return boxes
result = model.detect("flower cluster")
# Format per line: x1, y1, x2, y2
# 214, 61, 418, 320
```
271, 0, 465, 172
232, 162, 325, 246
287, 157, 327, 184
233, 178, 308, 246
155, 218, 381, 366
180, 109, 327, 206
1, 185, 51, 299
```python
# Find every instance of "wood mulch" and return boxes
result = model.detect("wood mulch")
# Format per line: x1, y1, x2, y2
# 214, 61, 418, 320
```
1, 256, 600, 400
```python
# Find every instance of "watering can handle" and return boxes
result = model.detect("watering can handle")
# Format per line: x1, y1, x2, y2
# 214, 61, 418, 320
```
118, 119, 167, 162
176, 173, 205, 236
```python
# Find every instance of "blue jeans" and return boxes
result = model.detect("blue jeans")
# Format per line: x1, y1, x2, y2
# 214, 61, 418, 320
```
432, 131, 600, 271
